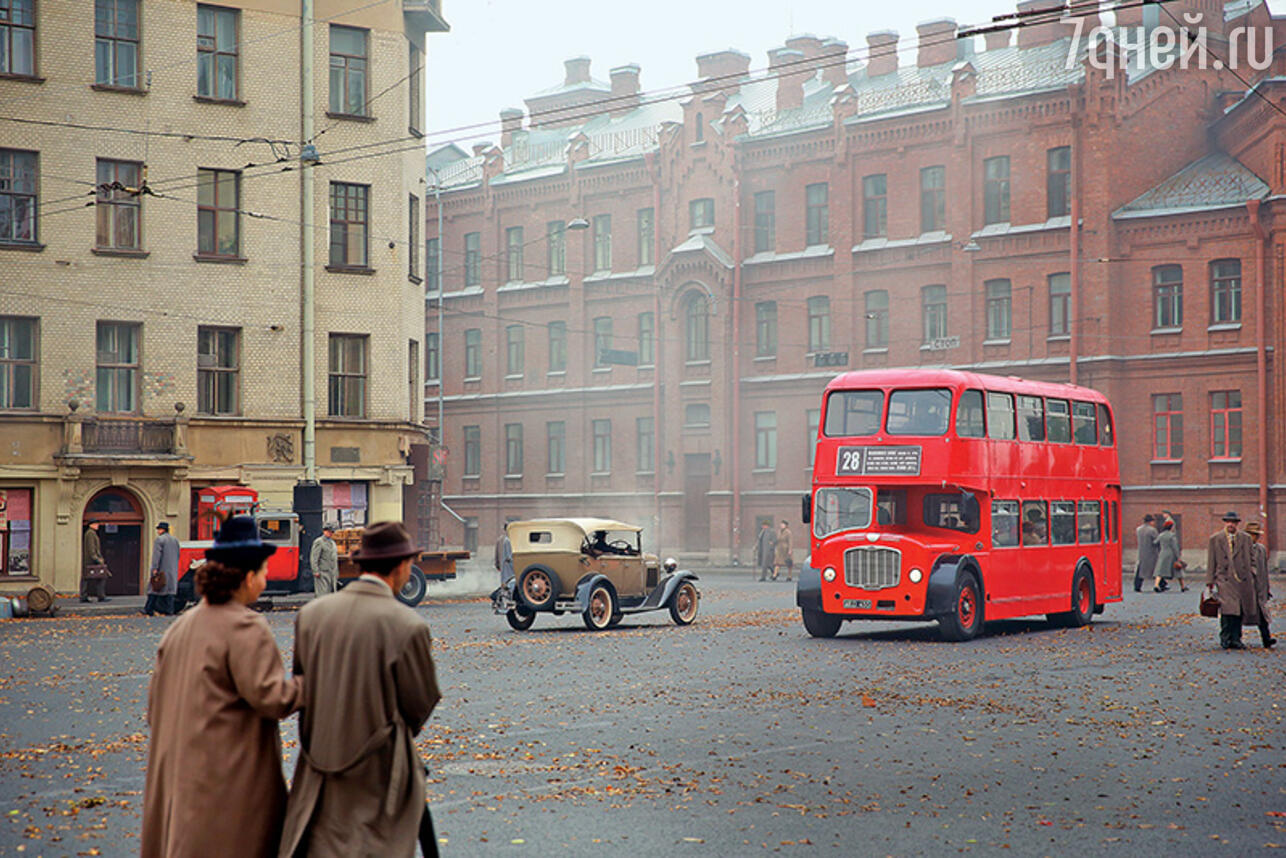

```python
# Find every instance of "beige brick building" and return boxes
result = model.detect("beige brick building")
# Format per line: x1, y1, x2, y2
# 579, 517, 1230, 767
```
0, 0, 447, 595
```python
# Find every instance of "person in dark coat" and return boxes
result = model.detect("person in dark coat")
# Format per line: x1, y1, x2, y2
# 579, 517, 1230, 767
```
1205, 511, 1259, 650
754, 521, 776, 582
144, 522, 180, 616
494, 521, 514, 585
1243, 520, 1276, 649
1134, 514, 1159, 593
80, 520, 110, 603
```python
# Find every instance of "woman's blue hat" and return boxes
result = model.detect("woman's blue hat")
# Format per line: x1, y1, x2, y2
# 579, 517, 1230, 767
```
205, 515, 277, 567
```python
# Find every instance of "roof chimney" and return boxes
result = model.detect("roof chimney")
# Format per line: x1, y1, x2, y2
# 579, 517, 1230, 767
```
564, 56, 592, 85
785, 34, 824, 60
984, 29, 1011, 51
820, 38, 849, 87
471, 142, 490, 157
769, 47, 808, 112
500, 108, 523, 147
916, 18, 958, 67
695, 49, 751, 92
865, 31, 899, 77
609, 64, 641, 115
1015, 0, 1076, 48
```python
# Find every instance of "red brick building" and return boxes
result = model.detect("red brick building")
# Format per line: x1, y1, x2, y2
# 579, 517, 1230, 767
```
426, 0, 1285, 566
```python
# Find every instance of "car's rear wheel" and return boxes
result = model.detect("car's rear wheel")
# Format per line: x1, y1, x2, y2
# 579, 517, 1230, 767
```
517, 565, 559, 611
801, 608, 842, 638
607, 612, 623, 628
668, 580, 699, 625
583, 583, 616, 631
506, 606, 535, 631
396, 565, 427, 607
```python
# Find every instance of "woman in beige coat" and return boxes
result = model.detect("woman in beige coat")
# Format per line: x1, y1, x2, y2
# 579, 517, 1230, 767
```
141, 516, 303, 858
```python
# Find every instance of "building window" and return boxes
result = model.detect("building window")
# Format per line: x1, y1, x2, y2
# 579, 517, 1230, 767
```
197, 326, 239, 415
196, 5, 237, 100
425, 331, 439, 381
505, 324, 524, 376
408, 194, 420, 281
425, 238, 439, 292
684, 402, 710, 427
755, 411, 777, 470
637, 208, 653, 266
637, 416, 655, 473
546, 421, 565, 473
983, 155, 1010, 224
327, 333, 366, 417
592, 419, 611, 473
505, 225, 523, 282
922, 284, 947, 343
95, 0, 139, 88
1047, 146, 1070, 218
463, 425, 480, 476
464, 232, 480, 286
755, 301, 777, 357
548, 321, 566, 373
546, 220, 566, 276
407, 339, 418, 421
684, 293, 710, 362
592, 317, 612, 367
0, 0, 35, 76
985, 279, 1012, 340
920, 165, 945, 233
95, 159, 142, 250
694, 112, 704, 142
328, 25, 367, 115
864, 290, 889, 349
1210, 259, 1241, 324
807, 295, 830, 353
593, 214, 612, 271
0, 486, 32, 575
96, 321, 139, 413
805, 183, 828, 246
1153, 265, 1183, 329
1152, 393, 1183, 460
464, 328, 481, 378
806, 409, 820, 468
0, 316, 36, 409
637, 312, 654, 366
328, 182, 368, 268
1048, 272, 1070, 336
504, 423, 523, 475
689, 198, 714, 230
0, 149, 37, 244
196, 168, 239, 257
753, 191, 775, 253
1210, 390, 1242, 458
862, 174, 887, 239
408, 41, 422, 134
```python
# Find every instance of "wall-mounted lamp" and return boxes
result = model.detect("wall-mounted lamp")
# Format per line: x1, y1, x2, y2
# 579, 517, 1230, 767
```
712, 449, 721, 475
666, 451, 675, 473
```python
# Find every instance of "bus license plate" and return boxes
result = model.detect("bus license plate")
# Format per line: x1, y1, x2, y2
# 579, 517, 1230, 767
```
843, 598, 872, 609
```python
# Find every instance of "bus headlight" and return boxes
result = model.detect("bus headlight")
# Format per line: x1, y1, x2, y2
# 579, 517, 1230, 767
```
909, 567, 923, 584
822, 567, 837, 582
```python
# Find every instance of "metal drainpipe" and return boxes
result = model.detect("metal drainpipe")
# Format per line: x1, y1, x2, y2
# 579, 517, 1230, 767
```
432, 171, 444, 442
300, 0, 316, 481
1248, 199, 1269, 544
651, 161, 663, 549
1068, 122, 1081, 387
730, 175, 743, 564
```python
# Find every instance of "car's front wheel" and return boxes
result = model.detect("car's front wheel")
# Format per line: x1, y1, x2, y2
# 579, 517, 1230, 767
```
506, 607, 535, 631
583, 583, 616, 631
668, 580, 699, 625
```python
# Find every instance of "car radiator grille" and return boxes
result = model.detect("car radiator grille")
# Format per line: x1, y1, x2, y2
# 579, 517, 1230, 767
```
844, 546, 901, 590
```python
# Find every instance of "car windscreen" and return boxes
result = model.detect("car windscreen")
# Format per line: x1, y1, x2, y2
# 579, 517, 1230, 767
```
813, 487, 874, 538
823, 390, 883, 437
886, 388, 952, 436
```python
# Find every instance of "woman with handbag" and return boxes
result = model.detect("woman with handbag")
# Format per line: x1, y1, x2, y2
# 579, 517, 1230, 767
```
141, 516, 304, 858
1152, 517, 1187, 593
1244, 521, 1277, 649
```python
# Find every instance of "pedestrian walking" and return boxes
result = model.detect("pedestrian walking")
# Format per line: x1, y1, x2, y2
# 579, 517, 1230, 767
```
279, 521, 442, 858
1134, 514, 1159, 593
495, 520, 514, 585
1243, 520, 1276, 649
774, 520, 794, 581
79, 519, 111, 603
309, 525, 338, 597
1152, 516, 1185, 592
754, 521, 775, 582
1204, 511, 1259, 650
144, 521, 180, 616
141, 515, 303, 858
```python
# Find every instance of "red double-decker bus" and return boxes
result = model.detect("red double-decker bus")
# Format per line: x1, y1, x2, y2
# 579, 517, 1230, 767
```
797, 369, 1122, 641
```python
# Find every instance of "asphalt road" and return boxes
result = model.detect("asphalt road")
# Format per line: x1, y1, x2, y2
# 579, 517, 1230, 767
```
0, 576, 1282, 857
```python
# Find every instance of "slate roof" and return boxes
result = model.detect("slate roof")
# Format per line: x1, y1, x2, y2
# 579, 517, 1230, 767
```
1113, 153, 1269, 218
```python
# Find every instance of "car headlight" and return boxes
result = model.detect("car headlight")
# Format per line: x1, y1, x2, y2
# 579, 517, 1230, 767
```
909, 567, 923, 584
663, 557, 678, 572
822, 566, 837, 582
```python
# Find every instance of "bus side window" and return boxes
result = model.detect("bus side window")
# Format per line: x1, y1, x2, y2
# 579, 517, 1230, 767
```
1047, 399, 1071, 443
1020, 500, 1048, 545
1077, 501, 1102, 543
956, 389, 985, 438
1051, 501, 1077, 544
1072, 401, 1097, 445
1017, 395, 1045, 442
986, 392, 1016, 440
992, 500, 1020, 547
1097, 403, 1115, 447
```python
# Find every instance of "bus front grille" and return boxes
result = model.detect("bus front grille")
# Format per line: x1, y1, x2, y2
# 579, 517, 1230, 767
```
844, 546, 901, 590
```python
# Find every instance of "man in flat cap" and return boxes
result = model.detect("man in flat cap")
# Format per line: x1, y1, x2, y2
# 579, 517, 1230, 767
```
280, 521, 441, 857
1205, 511, 1259, 650
1134, 514, 1159, 593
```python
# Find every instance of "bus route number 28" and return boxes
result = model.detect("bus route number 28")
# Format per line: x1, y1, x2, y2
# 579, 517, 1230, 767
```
836, 447, 866, 475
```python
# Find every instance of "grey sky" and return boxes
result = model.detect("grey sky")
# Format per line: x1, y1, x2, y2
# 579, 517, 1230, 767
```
423, 0, 1022, 149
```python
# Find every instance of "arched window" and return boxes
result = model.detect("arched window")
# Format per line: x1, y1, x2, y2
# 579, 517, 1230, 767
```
684, 292, 710, 362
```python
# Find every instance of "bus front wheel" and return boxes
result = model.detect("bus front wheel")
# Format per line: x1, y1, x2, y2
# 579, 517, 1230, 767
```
802, 608, 842, 638
939, 572, 984, 642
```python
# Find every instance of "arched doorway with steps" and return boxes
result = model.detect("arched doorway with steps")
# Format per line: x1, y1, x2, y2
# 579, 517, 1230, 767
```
83, 487, 145, 596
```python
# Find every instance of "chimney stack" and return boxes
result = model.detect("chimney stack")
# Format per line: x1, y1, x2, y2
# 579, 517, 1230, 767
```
865, 31, 899, 77
1015, 0, 1076, 48
820, 38, 849, 87
785, 34, 824, 60
499, 108, 523, 147
564, 56, 592, 85
770, 47, 808, 112
916, 18, 958, 68
695, 49, 751, 92
609, 64, 641, 115
984, 29, 1011, 51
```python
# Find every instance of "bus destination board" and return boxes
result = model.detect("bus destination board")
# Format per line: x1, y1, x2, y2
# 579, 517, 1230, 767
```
835, 445, 922, 476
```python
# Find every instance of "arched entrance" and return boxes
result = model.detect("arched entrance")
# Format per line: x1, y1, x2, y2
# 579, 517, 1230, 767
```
83, 487, 145, 596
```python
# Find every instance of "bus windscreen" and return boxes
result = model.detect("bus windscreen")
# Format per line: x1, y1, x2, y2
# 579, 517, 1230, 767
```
813, 487, 873, 538
823, 390, 883, 437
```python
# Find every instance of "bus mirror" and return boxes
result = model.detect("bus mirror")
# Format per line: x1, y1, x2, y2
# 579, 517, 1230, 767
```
801, 493, 811, 524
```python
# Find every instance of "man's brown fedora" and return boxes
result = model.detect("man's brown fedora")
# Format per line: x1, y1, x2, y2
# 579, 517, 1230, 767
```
351, 521, 420, 562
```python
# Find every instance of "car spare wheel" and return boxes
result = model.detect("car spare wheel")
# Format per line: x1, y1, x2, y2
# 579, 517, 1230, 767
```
583, 583, 616, 631
506, 606, 535, 631
668, 580, 699, 625
517, 565, 559, 611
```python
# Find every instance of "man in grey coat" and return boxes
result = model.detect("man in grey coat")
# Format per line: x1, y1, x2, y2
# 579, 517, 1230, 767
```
144, 522, 180, 616
1205, 510, 1259, 650
1134, 514, 1159, 593
310, 525, 338, 597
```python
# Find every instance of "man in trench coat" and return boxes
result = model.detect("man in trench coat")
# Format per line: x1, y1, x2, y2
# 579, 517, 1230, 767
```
144, 522, 180, 615
279, 521, 441, 858
1134, 514, 1159, 593
309, 525, 338, 597
754, 521, 775, 582
1205, 510, 1259, 650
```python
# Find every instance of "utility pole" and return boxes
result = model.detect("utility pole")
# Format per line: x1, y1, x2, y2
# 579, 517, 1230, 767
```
300, 0, 317, 481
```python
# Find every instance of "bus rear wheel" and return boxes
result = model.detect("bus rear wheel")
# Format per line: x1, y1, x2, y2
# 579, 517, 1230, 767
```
939, 573, 984, 642
1050, 567, 1095, 628
802, 608, 842, 638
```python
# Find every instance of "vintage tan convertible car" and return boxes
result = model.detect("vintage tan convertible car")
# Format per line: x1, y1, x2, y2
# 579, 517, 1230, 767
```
492, 517, 700, 631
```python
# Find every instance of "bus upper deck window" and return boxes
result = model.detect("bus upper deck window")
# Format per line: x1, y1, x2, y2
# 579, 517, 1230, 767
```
956, 389, 985, 438
886, 388, 951, 436
1016, 395, 1045, 442
986, 392, 1016, 440
1097, 403, 1114, 446
1072, 401, 1097, 445
1047, 399, 1071, 443
824, 390, 883, 437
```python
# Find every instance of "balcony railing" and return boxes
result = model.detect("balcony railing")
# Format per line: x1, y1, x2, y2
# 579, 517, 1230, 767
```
82, 418, 176, 454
